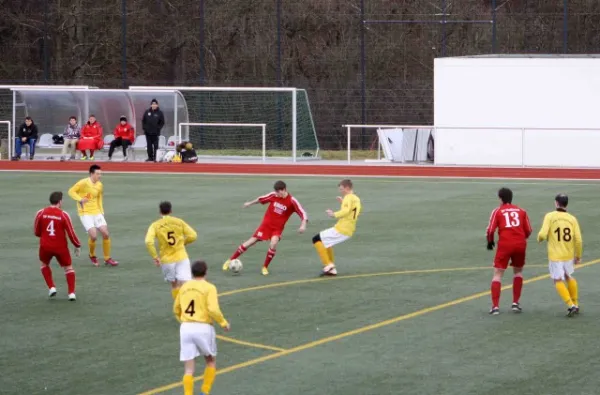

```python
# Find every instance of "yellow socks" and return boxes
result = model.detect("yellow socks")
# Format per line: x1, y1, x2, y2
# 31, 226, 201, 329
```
102, 238, 111, 260
555, 281, 574, 306
183, 374, 194, 395
171, 288, 180, 300
88, 237, 96, 257
567, 277, 579, 306
326, 247, 335, 263
314, 241, 331, 266
201, 366, 217, 394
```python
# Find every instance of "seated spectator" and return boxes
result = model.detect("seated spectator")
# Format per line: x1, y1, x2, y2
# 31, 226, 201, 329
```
108, 115, 135, 161
78, 115, 103, 160
13, 116, 38, 160
61, 116, 81, 161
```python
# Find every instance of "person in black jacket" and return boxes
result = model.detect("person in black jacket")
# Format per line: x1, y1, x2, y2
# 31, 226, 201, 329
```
13, 116, 39, 160
142, 98, 165, 162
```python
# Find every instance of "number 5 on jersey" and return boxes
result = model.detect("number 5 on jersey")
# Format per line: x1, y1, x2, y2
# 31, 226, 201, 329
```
167, 231, 176, 246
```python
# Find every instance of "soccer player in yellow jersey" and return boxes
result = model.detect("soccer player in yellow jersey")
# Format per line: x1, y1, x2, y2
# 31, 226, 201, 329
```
68, 164, 119, 266
312, 179, 362, 276
537, 194, 582, 317
145, 201, 198, 300
174, 260, 230, 395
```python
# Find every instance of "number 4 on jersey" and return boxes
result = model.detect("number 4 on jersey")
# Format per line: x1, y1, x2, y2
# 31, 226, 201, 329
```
502, 212, 520, 228
46, 220, 56, 236
185, 300, 195, 316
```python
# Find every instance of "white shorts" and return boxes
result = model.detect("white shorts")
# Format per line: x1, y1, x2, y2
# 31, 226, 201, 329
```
180, 322, 217, 361
548, 260, 575, 281
80, 214, 107, 232
319, 227, 351, 249
161, 259, 192, 283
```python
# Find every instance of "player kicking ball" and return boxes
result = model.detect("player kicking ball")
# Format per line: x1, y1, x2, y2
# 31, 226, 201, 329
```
537, 193, 582, 317
313, 179, 361, 276
223, 180, 308, 276
34, 191, 82, 301
68, 164, 118, 267
486, 188, 532, 315
145, 201, 198, 300
174, 260, 230, 395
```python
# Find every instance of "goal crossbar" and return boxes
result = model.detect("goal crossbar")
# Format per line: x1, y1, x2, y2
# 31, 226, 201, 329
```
178, 122, 268, 162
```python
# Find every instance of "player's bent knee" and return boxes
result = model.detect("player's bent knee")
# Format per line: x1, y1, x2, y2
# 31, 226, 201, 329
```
312, 234, 321, 244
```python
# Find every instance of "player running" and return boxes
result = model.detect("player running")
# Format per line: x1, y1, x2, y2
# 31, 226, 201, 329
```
145, 201, 198, 300
174, 260, 230, 395
486, 187, 532, 315
68, 164, 119, 267
312, 179, 361, 276
537, 193, 582, 317
223, 180, 308, 276
34, 191, 82, 300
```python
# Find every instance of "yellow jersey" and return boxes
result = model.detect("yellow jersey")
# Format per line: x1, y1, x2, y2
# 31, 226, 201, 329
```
173, 279, 229, 327
68, 177, 104, 216
145, 215, 197, 264
334, 193, 362, 236
537, 209, 583, 261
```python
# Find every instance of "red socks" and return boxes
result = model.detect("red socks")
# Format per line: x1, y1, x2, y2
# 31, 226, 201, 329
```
90, 150, 95, 157
66, 269, 76, 294
41, 265, 55, 289
230, 245, 247, 260
513, 275, 523, 304
491, 280, 501, 308
80, 150, 87, 156
264, 248, 276, 268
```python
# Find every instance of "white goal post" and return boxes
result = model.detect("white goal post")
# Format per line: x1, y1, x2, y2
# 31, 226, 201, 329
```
343, 124, 435, 163
178, 122, 267, 162
0, 121, 12, 159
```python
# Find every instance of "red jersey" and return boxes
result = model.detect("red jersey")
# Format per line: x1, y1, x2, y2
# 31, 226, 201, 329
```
81, 121, 103, 138
34, 207, 81, 251
486, 203, 532, 245
114, 123, 135, 141
258, 192, 307, 230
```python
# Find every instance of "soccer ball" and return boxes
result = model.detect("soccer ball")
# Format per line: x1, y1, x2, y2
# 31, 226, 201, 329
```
229, 259, 243, 273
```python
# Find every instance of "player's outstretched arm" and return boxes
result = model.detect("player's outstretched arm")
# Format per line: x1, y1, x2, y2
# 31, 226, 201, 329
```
207, 286, 229, 329
537, 214, 551, 242
144, 225, 159, 262
182, 220, 198, 245
34, 210, 43, 238
243, 198, 261, 208
574, 218, 583, 261
172, 293, 182, 323
68, 181, 83, 202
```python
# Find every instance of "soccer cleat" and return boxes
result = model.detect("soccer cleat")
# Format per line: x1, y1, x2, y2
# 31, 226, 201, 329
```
68, 293, 76, 301
104, 258, 119, 266
49, 287, 57, 298
107, 157, 112, 161
81, 156, 87, 161
123, 156, 128, 162
567, 305, 579, 317
89, 255, 99, 266
489, 307, 500, 315
261, 267, 269, 276
511, 303, 522, 313
222, 259, 230, 271
90, 156, 94, 160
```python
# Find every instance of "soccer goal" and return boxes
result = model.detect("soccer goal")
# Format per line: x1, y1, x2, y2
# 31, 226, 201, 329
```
178, 122, 267, 161
343, 124, 435, 163
130, 86, 319, 162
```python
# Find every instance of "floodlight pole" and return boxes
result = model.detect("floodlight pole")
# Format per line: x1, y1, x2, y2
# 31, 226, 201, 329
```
121, 0, 127, 88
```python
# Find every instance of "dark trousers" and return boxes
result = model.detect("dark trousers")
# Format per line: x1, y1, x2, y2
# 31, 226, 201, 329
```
146, 134, 159, 160
108, 137, 132, 158
15, 137, 36, 158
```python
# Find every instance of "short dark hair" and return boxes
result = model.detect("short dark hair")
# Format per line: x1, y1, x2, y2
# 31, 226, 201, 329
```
25, 116, 32, 121
555, 193, 569, 208
159, 201, 172, 215
89, 164, 101, 174
274, 180, 287, 191
191, 260, 208, 277
498, 187, 513, 204
49, 191, 63, 205
69, 116, 77, 121
339, 179, 353, 189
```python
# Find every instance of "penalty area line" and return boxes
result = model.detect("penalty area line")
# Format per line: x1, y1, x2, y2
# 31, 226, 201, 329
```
216, 335, 287, 352
136, 258, 600, 395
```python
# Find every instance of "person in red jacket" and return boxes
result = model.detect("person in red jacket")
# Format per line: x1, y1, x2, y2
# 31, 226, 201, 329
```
78, 115, 104, 160
108, 115, 135, 161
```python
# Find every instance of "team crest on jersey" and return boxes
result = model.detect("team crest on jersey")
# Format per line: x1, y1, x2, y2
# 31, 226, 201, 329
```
273, 202, 287, 214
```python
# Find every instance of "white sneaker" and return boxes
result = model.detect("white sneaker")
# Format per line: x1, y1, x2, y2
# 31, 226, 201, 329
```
49, 287, 57, 297
68, 293, 76, 301
123, 156, 128, 162
323, 263, 335, 273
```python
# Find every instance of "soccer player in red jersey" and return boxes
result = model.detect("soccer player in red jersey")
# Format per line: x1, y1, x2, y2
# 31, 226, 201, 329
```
34, 191, 82, 301
223, 180, 308, 275
486, 187, 532, 315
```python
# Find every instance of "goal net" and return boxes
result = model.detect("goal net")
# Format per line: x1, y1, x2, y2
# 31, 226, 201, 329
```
343, 124, 435, 163
130, 86, 319, 161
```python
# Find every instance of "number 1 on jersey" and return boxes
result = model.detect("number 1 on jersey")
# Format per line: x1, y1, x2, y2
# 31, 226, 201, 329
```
502, 212, 520, 228
352, 207, 357, 219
